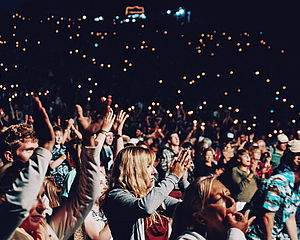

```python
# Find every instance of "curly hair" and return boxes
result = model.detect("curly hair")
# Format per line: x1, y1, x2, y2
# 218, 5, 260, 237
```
0, 124, 37, 158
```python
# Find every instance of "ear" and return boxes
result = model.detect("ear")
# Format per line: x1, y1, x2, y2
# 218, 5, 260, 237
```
3, 151, 14, 163
192, 212, 207, 226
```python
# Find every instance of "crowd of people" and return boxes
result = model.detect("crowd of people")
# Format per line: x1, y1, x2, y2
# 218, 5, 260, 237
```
0, 6, 299, 240
0, 95, 299, 240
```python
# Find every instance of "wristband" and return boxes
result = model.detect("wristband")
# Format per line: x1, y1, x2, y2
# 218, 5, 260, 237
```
115, 134, 122, 139
100, 129, 109, 135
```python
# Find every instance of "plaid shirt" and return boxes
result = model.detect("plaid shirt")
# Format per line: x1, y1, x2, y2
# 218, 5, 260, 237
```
160, 146, 177, 176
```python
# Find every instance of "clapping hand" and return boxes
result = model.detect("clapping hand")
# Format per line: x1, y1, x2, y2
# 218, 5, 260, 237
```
169, 150, 191, 179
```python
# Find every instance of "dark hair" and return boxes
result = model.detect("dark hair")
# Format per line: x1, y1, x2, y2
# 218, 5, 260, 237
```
182, 141, 194, 150
280, 149, 300, 171
236, 148, 249, 159
53, 126, 63, 132
165, 131, 179, 141
203, 147, 215, 158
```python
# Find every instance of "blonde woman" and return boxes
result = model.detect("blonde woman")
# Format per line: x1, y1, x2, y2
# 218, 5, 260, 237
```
103, 147, 190, 240
170, 176, 256, 240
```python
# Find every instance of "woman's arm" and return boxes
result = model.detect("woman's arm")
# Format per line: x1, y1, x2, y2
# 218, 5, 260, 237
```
104, 174, 180, 220
285, 213, 298, 240
114, 110, 128, 156
104, 150, 190, 220
48, 105, 115, 240
231, 168, 254, 192
49, 154, 67, 170
263, 211, 275, 240
48, 146, 101, 239
84, 211, 112, 240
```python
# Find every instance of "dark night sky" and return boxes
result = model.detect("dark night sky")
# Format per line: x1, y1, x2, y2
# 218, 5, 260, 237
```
1, 1, 298, 36
1, 0, 299, 72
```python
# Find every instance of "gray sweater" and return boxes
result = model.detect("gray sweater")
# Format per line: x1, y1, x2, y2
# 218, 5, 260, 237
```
0, 147, 52, 240
103, 174, 181, 240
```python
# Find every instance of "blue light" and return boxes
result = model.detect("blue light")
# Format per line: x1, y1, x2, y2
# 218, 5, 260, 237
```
270, 109, 274, 113
132, 14, 140, 18
94, 43, 99, 47
275, 97, 279, 101
116, 16, 119, 20
178, 8, 185, 15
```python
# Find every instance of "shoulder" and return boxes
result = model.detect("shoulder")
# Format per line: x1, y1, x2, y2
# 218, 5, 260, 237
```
175, 231, 205, 240
267, 171, 294, 187
106, 188, 135, 201
231, 166, 242, 174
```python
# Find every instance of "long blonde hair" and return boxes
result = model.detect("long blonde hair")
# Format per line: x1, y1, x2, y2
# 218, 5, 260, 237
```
109, 146, 164, 227
170, 175, 217, 240
44, 176, 61, 208
109, 146, 156, 198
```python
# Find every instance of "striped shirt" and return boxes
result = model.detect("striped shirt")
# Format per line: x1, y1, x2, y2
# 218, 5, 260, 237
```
247, 171, 300, 239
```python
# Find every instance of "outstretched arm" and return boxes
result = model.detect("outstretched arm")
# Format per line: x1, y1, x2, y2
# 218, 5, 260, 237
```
114, 110, 129, 156
49, 103, 112, 239
0, 97, 54, 240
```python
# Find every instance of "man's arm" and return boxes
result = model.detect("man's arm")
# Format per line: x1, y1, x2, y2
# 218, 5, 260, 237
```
262, 211, 275, 240
0, 97, 54, 239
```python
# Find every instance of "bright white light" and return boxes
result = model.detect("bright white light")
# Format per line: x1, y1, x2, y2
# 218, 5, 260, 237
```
166, 10, 171, 14
178, 8, 185, 14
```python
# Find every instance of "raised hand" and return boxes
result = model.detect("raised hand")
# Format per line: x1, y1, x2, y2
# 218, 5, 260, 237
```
32, 97, 55, 151
169, 150, 191, 179
75, 104, 103, 146
261, 164, 271, 174
67, 118, 75, 127
75, 105, 103, 133
101, 108, 116, 132
114, 110, 129, 135
95, 108, 116, 146
226, 210, 256, 233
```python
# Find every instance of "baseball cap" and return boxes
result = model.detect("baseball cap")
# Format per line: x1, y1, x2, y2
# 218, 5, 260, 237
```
277, 133, 289, 143
287, 139, 300, 153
